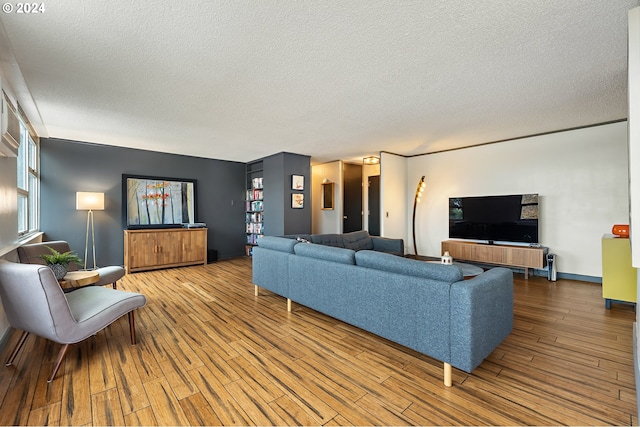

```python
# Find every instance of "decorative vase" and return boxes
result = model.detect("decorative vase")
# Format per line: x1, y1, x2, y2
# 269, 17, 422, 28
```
612, 224, 630, 238
441, 251, 453, 265
49, 263, 67, 280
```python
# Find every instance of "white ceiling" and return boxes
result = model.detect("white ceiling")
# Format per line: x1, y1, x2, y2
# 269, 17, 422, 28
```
0, 0, 637, 164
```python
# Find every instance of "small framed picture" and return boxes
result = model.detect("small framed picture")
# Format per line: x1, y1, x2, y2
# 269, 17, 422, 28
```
291, 175, 304, 190
292, 193, 304, 209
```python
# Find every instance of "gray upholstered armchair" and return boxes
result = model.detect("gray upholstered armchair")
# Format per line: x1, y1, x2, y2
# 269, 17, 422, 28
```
17, 240, 125, 289
0, 261, 146, 382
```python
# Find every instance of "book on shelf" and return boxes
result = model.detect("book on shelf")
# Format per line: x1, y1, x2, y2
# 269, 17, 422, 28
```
250, 201, 264, 212
245, 212, 263, 223
246, 234, 263, 245
245, 222, 264, 234
252, 177, 263, 189
246, 189, 263, 201
245, 200, 263, 211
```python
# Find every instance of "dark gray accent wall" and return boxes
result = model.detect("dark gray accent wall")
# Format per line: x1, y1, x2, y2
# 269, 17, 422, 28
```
40, 138, 247, 266
262, 152, 311, 236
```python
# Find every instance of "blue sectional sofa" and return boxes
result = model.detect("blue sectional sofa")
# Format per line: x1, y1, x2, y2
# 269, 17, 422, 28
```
251, 235, 514, 387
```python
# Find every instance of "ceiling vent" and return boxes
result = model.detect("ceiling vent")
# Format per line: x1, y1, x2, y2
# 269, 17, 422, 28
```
0, 91, 20, 157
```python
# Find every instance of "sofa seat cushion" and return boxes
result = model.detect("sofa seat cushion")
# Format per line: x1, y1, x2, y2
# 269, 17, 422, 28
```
294, 243, 356, 265
355, 250, 463, 283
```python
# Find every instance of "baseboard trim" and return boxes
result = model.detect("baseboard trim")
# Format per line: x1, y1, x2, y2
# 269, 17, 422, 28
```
554, 272, 602, 283
529, 269, 601, 283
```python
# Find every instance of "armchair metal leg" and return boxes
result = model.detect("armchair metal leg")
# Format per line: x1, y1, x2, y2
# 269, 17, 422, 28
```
128, 311, 137, 345
5, 330, 29, 367
48, 344, 69, 383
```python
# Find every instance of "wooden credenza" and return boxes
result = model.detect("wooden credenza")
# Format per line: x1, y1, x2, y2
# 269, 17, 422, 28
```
441, 240, 547, 278
124, 228, 207, 273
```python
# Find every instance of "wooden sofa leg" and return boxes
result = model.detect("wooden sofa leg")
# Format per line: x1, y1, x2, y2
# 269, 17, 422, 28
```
128, 311, 137, 345
48, 344, 69, 383
444, 362, 452, 387
254, 285, 259, 297
287, 298, 292, 312
5, 330, 29, 367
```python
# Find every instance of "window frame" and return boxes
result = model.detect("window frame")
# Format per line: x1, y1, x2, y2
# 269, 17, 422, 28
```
16, 117, 39, 238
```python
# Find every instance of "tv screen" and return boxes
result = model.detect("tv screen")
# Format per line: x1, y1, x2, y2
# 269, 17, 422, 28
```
122, 174, 197, 229
449, 194, 539, 243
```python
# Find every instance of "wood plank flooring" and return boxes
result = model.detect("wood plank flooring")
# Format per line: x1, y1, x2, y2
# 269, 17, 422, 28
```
0, 257, 636, 425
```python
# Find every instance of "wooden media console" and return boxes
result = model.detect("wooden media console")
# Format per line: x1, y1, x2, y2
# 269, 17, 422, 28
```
441, 240, 547, 278
124, 228, 207, 273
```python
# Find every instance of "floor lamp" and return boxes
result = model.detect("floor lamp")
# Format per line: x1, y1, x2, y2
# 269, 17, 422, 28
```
412, 176, 426, 259
76, 192, 104, 271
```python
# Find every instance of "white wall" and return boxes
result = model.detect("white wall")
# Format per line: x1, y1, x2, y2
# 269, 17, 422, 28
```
380, 152, 409, 246
0, 157, 17, 258
0, 74, 19, 258
0, 74, 20, 340
630, 7, 640, 269
0, 157, 17, 338
406, 121, 629, 277
311, 160, 343, 234
628, 8, 640, 417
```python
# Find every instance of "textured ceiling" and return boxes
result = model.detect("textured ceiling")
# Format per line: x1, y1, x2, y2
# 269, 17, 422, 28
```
0, 0, 637, 164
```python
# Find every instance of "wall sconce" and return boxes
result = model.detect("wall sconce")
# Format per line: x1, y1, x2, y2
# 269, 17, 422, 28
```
76, 191, 104, 270
363, 156, 380, 165
412, 176, 426, 259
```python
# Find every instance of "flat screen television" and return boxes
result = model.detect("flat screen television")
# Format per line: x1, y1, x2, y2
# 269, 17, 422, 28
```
122, 174, 197, 229
449, 194, 539, 244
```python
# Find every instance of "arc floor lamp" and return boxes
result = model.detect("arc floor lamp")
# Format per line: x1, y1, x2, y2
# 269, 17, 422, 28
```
412, 176, 426, 259
76, 192, 104, 270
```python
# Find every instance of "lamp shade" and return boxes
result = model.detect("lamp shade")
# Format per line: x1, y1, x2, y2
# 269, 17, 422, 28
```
76, 192, 104, 211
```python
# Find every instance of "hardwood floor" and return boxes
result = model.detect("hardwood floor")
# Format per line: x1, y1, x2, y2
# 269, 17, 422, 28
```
0, 257, 636, 425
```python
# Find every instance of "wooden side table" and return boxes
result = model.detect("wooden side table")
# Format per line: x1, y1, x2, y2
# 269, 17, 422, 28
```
59, 271, 100, 291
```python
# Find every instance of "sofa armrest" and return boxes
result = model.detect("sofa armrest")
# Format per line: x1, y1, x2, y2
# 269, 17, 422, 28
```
256, 236, 298, 253
449, 267, 513, 372
371, 236, 404, 256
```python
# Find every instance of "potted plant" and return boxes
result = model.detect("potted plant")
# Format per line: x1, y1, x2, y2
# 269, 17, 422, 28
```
39, 246, 83, 280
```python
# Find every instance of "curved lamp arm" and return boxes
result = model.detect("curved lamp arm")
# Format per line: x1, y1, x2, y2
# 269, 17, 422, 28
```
412, 176, 426, 259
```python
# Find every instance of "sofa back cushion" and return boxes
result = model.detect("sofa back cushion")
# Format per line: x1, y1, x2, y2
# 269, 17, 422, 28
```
256, 236, 298, 253
355, 250, 463, 283
294, 243, 356, 265
341, 230, 374, 251
310, 230, 375, 251
310, 233, 345, 248
281, 234, 312, 242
